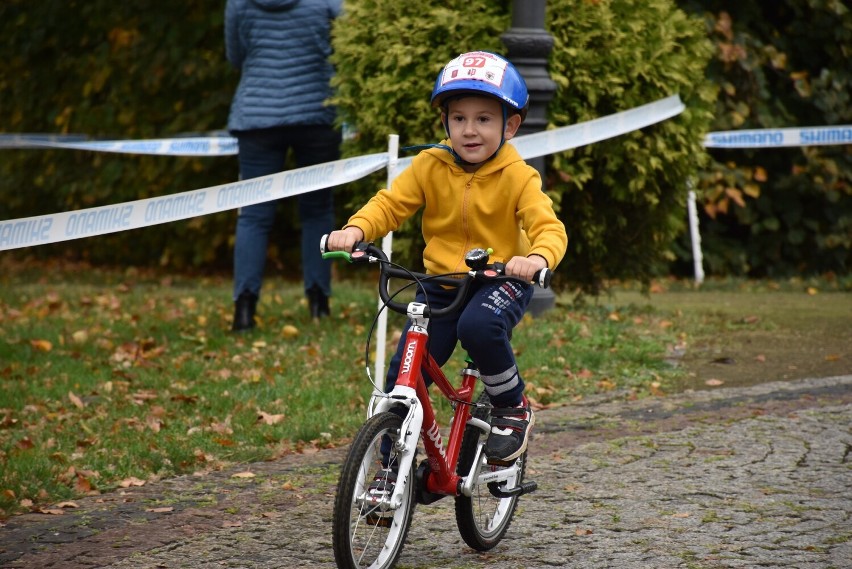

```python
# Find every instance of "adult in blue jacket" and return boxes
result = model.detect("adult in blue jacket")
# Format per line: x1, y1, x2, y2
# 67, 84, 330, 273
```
226, 0, 342, 330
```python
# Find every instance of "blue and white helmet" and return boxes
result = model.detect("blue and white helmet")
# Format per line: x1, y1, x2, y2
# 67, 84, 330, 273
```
430, 51, 529, 121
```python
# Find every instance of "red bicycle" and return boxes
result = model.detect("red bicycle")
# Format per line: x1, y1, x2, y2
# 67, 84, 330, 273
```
321, 237, 551, 569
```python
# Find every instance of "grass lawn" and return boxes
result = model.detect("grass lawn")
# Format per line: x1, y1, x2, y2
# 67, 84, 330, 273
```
1, 256, 848, 518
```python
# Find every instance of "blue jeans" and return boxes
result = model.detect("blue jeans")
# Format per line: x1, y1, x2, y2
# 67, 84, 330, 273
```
232, 125, 341, 300
384, 279, 533, 407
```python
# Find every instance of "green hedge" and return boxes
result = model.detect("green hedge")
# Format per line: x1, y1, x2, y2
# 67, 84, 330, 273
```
546, 0, 715, 291
0, 1, 239, 268
676, 1, 852, 277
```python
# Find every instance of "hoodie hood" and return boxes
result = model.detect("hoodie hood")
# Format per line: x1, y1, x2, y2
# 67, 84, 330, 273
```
251, 0, 299, 11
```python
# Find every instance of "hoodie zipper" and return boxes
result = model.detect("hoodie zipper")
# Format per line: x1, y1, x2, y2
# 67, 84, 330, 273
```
456, 174, 476, 273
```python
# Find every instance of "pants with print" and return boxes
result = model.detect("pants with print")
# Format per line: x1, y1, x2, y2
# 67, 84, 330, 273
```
384, 279, 533, 407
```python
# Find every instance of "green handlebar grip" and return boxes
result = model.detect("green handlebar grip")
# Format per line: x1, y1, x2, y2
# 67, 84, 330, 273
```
322, 251, 352, 262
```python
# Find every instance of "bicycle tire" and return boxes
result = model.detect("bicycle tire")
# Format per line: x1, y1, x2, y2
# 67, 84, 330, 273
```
332, 412, 416, 569
454, 392, 526, 551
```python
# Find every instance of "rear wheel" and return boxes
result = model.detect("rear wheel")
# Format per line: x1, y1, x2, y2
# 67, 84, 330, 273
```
454, 392, 526, 550
332, 412, 415, 569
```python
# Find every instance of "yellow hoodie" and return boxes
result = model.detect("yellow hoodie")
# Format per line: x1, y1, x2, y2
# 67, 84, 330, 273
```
346, 141, 568, 276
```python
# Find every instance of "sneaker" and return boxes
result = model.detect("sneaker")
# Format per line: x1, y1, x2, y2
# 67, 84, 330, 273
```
484, 397, 535, 464
364, 468, 396, 527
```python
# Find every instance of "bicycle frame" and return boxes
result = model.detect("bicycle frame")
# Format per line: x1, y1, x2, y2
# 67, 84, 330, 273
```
370, 300, 522, 509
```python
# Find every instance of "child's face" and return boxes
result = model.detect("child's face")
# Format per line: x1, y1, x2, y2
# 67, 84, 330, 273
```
444, 96, 521, 169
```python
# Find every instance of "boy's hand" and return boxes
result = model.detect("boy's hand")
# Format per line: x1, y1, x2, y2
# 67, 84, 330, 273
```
505, 254, 547, 283
326, 226, 364, 252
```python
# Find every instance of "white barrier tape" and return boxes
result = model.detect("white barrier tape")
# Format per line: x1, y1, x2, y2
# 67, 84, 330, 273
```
0, 153, 388, 251
0, 133, 89, 148
0, 135, 239, 156
1, 96, 686, 160
704, 125, 852, 148
511, 94, 686, 159
0, 94, 686, 250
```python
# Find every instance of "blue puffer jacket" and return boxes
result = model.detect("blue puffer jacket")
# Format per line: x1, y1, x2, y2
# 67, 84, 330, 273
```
225, 0, 342, 132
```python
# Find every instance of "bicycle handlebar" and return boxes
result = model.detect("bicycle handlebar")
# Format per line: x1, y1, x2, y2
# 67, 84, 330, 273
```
320, 235, 552, 318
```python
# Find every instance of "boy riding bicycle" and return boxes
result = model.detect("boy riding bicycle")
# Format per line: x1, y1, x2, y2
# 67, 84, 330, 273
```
325, 51, 567, 463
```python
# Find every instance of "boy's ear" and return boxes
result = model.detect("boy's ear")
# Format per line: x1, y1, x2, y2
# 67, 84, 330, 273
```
503, 113, 522, 140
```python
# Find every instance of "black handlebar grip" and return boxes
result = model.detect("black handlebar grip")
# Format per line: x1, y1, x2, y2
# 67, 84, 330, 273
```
533, 268, 552, 289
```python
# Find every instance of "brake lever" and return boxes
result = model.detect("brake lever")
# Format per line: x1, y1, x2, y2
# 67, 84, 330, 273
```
477, 262, 551, 288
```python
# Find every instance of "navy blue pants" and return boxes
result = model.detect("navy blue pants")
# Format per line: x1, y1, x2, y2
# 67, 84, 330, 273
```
233, 125, 341, 300
384, 278, 533, 407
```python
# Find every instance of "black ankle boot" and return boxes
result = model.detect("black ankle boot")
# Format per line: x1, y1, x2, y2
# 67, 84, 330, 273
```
232, 292, 257, 332
306, 286, 330, 319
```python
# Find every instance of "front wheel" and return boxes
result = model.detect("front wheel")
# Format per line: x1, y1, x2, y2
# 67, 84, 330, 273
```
332, 412, 415, 569
454, 392, 526, 551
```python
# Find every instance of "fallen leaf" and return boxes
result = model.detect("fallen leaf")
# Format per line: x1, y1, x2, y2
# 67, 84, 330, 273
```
672, 512, 691, 518
705, 379, 725, 387
281, 325, 299, 339
281, 481, 295, 491
575, 528, 594, 536
68, 391, 85, 409
223, 520, 243, 527
74, 475, 94, 494
210, 421, 233, 435
825, 354, 840, 362
231, 471, 256, 479
39, 508, 66, 515
55, 501, 79, 509
30, 339, 53, 352
807, 287, 818, 295
119, 477, 146, 488
145, 506, 174, 513
755, 354, 766, 363
257, 411, 285, 425
146, 416, 162, 433
71, 330, 89, 344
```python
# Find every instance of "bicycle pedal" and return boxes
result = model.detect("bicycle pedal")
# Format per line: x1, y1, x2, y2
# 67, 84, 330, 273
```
365, 512, 392, 527
487, 480, 538, 499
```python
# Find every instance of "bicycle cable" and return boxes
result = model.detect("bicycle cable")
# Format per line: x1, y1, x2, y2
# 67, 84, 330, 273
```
360, 256, 469, 397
